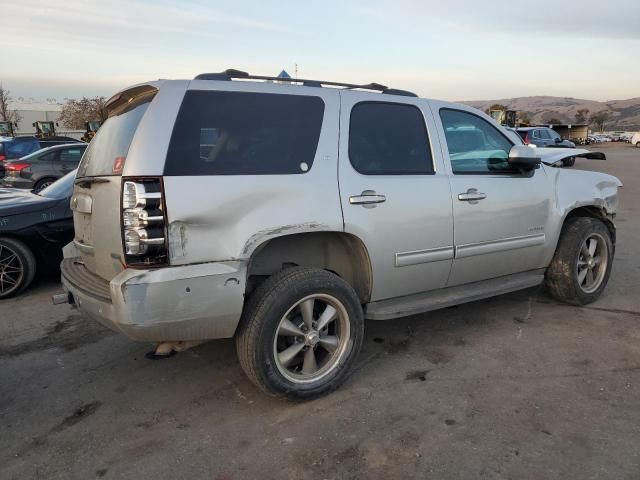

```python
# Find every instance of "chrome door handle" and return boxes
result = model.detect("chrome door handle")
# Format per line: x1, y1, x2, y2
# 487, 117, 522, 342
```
458, 188, 487, 203
349, 190, 386, 207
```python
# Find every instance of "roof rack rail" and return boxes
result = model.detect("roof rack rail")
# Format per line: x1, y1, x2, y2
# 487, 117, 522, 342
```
193, 69, 418, 97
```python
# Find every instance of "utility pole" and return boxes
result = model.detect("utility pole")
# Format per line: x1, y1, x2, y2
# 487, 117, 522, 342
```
294, 63, 298, 78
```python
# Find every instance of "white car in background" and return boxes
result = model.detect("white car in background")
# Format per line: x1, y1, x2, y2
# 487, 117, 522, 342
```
632, 132, 640, 147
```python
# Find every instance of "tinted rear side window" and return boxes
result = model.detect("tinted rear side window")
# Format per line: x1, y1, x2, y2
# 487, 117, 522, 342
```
348, 102, 433, 175
164, 91, 325, 176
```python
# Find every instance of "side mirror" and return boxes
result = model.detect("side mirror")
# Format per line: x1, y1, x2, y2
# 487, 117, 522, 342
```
554, 137, 562, 143
508, 145, 541, 170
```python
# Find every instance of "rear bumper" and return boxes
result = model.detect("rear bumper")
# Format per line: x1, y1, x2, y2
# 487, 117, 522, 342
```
2, 177, 34, 189
61, 257, 246, 342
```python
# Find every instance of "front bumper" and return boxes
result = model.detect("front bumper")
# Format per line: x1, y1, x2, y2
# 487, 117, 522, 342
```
61, 257, 246, 342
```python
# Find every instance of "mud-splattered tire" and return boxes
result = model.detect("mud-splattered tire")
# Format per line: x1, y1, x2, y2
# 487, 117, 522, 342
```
545, 217, 613, 305
235, 267, 364, 400
0, 237, 37, 299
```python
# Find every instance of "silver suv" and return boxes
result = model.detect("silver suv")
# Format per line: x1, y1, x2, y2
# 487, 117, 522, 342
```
58, 70, 622, 399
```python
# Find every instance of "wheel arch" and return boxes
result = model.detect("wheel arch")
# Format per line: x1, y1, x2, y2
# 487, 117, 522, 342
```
562, 206, 616, 245
246, 231, 373, 303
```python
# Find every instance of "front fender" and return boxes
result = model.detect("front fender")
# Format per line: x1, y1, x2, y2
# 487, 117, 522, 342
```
541, 166, 622, 265
552, 167, 622, 219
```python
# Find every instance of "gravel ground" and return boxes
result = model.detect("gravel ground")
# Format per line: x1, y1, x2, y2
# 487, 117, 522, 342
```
1, 143, 639, 480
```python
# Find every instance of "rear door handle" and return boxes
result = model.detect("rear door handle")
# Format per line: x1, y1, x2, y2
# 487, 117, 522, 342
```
458, 188, 487, 203
350, 190, 386, 207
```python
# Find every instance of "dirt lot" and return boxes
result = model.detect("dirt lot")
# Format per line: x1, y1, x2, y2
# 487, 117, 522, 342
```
1, 143, 639, 480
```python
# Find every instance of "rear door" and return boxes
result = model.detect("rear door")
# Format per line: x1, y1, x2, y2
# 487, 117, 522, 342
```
432, 105, 552, 286
338, 94, 454, 301
72, 85, 159, 281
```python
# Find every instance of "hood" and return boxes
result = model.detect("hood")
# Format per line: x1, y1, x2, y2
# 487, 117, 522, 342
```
0, 188, 60, 216
535, 147, 606, 167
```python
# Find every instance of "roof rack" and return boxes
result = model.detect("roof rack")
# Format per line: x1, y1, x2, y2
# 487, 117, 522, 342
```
193, 69, 418, 97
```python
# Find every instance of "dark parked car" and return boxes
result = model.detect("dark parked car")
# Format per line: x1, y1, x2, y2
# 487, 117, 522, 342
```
2, 143, 87, 191
516, 127, 576, 148
0, 170, 76, 298
0, 135, 82, 177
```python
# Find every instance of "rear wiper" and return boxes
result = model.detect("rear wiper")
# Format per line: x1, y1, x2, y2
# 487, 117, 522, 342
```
74, 177, 110, 188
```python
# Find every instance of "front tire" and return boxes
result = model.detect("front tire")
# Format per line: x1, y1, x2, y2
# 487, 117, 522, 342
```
235, 267, 364, 400
33, 177, 57, 192
545, 217, 613, 305
0, 237, 37, 299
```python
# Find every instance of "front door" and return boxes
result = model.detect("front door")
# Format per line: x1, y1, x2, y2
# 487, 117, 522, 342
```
338, 93, 454, 301
433, 106, 553, 286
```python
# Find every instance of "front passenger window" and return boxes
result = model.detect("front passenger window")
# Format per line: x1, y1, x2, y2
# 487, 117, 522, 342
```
439, 109, 515, 174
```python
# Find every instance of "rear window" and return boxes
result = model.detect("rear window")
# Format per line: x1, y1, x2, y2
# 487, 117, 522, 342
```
164, 91, 325, 175
77, 93, 154, 177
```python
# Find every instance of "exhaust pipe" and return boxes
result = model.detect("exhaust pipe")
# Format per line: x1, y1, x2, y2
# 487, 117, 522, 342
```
52, 292, 74, 305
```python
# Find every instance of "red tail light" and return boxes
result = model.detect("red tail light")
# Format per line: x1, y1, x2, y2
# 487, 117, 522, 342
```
121, 177, 168, 267
0, 155, 6, 162
523, 133, 530, 145
5, 162, 30, 171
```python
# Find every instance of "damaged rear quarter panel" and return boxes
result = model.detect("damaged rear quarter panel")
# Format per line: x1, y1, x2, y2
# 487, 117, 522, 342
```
163, 177, 343, 265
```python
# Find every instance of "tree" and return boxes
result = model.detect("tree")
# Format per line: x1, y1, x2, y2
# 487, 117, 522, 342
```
0, 83, 20, 124
589, 111, 609, 132
575, 108, 590, 124
58, 97, 108, 129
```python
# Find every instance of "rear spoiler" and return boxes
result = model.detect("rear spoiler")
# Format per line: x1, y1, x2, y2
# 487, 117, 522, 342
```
535, 147, 606, 167
105, 85, 158, 117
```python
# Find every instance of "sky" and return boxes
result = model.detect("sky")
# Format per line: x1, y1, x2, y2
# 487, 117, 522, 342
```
2, 0, 639, 102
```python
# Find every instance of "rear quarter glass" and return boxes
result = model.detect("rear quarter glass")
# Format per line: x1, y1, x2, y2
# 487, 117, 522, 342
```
77, 92, 155, 177
164, 90, 325, 176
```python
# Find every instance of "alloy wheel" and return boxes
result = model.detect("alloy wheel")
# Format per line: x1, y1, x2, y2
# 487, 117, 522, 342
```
577, 233, 608, 293
273, 293, 351, 383
0, 244, 24, 296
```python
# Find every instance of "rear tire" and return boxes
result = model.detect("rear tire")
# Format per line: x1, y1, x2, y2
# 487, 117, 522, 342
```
0, 237, 37, 299
545, 217, 613, 305
235, 267, 364, 400
34, 177, 57, 192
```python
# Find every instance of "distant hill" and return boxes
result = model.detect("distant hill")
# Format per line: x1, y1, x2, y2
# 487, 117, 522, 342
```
461, 96, 640, 131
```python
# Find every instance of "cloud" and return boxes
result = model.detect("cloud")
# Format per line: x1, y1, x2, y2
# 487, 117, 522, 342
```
357, 0, 640, 40
2, 0, 288, 52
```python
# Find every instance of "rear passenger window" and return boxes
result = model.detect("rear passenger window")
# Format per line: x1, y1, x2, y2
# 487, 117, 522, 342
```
349, 102, 433, 175
165, 91, 325, 176
59, 148, 84, 163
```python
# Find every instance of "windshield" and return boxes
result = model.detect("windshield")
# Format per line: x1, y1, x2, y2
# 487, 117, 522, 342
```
39, 169, 77, 199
